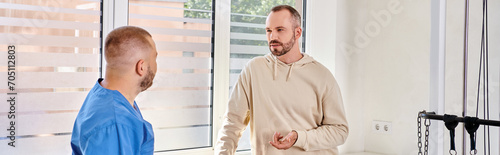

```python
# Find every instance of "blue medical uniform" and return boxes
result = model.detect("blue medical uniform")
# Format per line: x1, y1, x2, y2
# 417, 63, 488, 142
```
71, 78, 154, 155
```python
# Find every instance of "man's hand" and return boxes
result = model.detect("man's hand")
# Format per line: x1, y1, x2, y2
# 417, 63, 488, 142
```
269, 131, 298, 150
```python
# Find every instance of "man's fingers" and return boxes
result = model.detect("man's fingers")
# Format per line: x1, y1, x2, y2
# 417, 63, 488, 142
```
272, 132, 276, 143
273, 132, 280, 143
269, 141, 285, 149
269, 141, 276, 147
270, 140, 293, 150
270, 141, 283, 149
270, 131, 295, 150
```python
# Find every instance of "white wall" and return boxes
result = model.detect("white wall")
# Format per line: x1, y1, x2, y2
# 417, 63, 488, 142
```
336, 0, 431, 154
305, 0, 337, 73
307, 0, 432, 154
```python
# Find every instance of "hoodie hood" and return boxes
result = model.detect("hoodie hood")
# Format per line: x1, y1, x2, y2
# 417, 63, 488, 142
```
264, 53, 315, 81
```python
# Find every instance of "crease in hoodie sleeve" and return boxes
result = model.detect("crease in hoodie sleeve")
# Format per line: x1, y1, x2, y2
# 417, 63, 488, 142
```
215, 67, 252, 155
293, 75, 349, 151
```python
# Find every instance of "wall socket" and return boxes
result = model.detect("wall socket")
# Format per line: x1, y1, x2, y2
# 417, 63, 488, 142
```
372, 120, 392, 134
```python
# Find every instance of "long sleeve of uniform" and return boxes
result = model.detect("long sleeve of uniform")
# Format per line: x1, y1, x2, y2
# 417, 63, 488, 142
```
215, 68, 251, 155
293, 75, 349, 151
74, 124, 144, 155
71, 79, 155, 155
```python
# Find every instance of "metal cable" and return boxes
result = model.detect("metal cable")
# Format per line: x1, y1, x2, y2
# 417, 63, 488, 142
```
462, 0, 470, 154
484, 0, 491, 154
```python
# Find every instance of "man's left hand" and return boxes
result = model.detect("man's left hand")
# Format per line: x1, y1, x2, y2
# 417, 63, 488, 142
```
269, 130, 298, 150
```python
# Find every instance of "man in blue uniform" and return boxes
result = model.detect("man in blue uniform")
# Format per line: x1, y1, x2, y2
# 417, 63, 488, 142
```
71, 26, 158, 155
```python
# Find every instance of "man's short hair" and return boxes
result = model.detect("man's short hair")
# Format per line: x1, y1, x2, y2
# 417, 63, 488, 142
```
104, 26, 153, 68
271, 5, 301, 29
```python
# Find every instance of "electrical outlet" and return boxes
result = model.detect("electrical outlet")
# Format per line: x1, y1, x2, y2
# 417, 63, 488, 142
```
372, 120, 392, 134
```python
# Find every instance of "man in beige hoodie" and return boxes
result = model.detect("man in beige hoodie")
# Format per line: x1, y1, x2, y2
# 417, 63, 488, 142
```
215, 5, 348, 155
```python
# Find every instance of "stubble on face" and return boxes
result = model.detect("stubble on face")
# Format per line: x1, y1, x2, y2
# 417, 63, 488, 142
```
269, 33, 295, 56
140, 67, 155, 92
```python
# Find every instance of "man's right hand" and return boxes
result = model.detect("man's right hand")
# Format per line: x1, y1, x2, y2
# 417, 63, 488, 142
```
269, 131, 298, 150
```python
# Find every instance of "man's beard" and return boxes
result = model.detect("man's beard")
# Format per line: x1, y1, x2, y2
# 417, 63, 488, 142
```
140, 68, 155, 92
269, 34, 295, 56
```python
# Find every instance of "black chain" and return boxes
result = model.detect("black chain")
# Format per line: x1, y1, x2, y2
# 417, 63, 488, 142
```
418, 116, 423, 155
418, 112, 430, 155
424, 118, 431, 154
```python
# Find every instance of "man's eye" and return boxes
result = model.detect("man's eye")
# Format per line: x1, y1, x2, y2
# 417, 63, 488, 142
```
278, 29, 283, 31
266, 30, 271, 32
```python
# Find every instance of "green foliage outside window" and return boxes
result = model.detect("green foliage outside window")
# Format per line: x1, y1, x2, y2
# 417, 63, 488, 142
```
184, 0, 296, 46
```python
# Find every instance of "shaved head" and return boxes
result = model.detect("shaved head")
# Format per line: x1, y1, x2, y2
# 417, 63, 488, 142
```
104, 26, 158, 92
104, 26, 154, 71
271, 5, 301, 29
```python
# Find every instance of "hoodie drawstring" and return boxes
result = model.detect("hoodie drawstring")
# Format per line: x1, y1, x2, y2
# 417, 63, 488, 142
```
272, 55, 295, 82
286, 63, 294, 81
273, 57, 277, 80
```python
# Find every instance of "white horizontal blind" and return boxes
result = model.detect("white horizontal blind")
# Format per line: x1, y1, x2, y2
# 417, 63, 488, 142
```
229, 0, 302, 152
0, 0, 101, 154
128, 0, 213, 152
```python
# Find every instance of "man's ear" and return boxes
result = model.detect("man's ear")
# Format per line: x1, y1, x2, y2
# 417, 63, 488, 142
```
295, 27, 302, 39
136, 59, 146, 76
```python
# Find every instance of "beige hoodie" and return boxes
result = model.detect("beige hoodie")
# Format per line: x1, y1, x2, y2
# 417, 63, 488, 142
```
216, 53, 348, 155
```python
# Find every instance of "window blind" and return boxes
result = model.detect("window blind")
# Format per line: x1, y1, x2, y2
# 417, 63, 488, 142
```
0, 0, 101, 154
128, 0, 213, 152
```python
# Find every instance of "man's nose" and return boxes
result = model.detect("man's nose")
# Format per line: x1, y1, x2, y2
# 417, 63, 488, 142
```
270, 31, 278, 40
